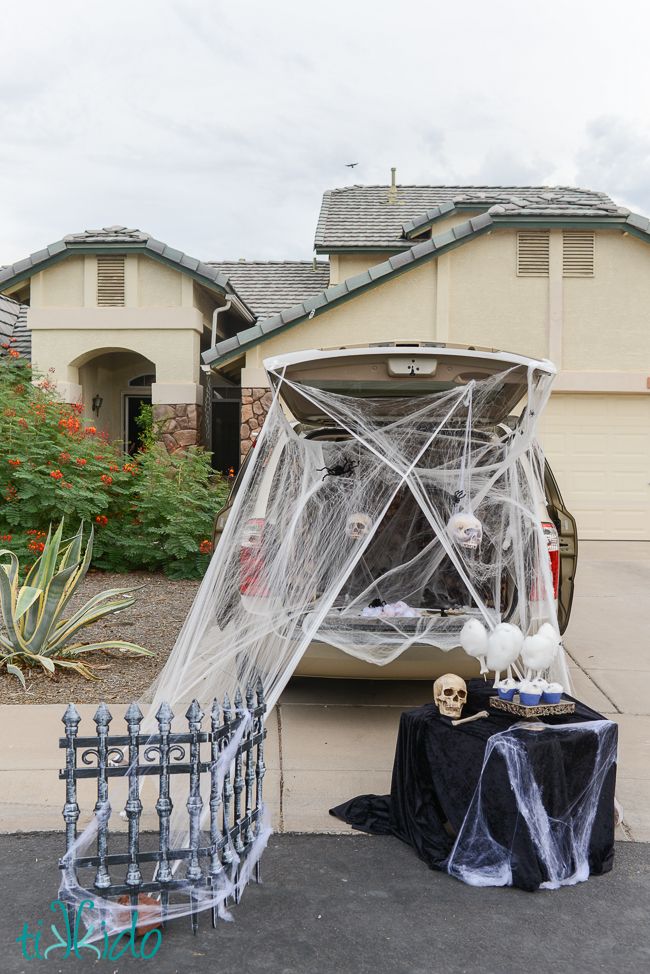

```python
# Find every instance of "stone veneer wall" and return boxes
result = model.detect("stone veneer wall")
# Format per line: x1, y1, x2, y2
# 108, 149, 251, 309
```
153, 403, 203, 454
241, 387, 273, 459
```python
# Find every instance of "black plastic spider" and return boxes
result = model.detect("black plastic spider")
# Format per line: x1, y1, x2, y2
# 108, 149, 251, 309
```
316, 458, 359, 481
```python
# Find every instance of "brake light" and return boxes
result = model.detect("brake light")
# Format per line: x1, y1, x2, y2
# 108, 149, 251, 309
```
240, 518, 269, 596
531, 521, 560, 601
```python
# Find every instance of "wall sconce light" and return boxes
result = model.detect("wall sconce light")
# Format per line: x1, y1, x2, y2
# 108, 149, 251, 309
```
92, 394, 103, 417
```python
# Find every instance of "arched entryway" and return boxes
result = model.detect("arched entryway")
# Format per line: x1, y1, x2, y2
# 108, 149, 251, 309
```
75, 349, 157, 452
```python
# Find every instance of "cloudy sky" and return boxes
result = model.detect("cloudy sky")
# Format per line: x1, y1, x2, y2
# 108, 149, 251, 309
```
1, 0, 649, 264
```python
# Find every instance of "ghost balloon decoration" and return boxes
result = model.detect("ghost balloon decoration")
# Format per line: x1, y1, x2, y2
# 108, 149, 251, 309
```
537, 622, 561, 648
447, 512, 483, 549
521, 633, 558, 680
486, 623, 524, 684
460, 618, 489, 674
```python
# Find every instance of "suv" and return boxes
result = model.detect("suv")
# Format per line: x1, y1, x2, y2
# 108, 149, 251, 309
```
214, 343, 577, 679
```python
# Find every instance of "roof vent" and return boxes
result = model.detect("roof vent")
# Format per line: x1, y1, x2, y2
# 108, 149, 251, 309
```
97, 255, 125, 306
388, 166, 398, 204
562, 231, 595, 277
516, 231, 550, 277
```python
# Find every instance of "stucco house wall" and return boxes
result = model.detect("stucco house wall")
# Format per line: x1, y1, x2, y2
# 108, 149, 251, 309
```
447, 229, 548, 357
245, 226, 650, 389
27, 253, 208, 450
241, 259, 437, 389
562, 231, 650, 371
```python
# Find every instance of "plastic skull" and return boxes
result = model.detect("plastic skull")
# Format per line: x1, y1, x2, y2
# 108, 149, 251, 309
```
433, 673, 468, 718
345, 512, 372, 541
446, 512, 483, 549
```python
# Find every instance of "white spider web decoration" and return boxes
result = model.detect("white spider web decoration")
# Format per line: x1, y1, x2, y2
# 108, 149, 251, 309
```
62, 358, 575, 929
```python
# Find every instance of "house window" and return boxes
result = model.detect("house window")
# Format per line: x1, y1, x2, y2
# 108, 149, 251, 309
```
562, 232, 595, 277
516, 232, 550, 277
129, 374, 155, 387
97, 255, 125, 306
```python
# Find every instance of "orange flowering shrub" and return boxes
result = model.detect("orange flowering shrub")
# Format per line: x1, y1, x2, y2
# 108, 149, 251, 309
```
0, 350, 229, 577
0, 352, 135, 567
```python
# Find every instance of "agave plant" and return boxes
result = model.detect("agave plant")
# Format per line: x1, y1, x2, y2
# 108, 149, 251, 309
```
0, 521, 153, 686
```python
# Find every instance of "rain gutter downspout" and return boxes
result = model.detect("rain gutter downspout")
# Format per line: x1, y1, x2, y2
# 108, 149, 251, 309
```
211, 297, 233, 349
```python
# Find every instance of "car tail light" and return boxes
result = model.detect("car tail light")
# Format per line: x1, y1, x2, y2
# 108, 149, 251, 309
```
531, 521, 560, 601
240, 518, 269, 596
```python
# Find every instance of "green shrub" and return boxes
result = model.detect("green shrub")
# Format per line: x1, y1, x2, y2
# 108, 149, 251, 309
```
134, 402, 159, 452
96, 444, 229, 579
0, 349, 230, 578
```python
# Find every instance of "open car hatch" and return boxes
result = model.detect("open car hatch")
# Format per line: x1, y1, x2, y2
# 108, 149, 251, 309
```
264, 342, 555, 426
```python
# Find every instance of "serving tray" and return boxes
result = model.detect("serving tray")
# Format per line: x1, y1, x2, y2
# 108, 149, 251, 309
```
489, 695, 576, 718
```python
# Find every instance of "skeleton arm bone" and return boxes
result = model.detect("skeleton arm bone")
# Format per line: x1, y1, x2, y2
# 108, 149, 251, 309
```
451, 710, 489, 726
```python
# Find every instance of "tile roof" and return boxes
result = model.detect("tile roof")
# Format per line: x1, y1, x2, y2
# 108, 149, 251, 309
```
63, 226, 150, 244
13, 303, 31, 358
205, 213, 491, 365
206, 260, 330, 319
0, 294, 30, 358
0, 227, 256, 322
0, 294, 19, 340
315, 185, 627, 250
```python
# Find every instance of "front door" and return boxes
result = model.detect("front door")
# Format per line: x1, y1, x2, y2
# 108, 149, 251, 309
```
124, 394, 152, 454
212, 400, 241, 475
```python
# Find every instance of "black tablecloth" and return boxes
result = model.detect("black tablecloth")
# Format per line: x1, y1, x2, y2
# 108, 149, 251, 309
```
330, 680, 617, 891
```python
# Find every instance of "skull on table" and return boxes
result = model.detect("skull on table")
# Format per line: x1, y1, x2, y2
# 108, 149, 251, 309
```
433, 674, 468, 719
446, 512, 483, 549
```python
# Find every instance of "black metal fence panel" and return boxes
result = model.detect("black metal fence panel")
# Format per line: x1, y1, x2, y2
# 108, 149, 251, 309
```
59, 680, 267, 933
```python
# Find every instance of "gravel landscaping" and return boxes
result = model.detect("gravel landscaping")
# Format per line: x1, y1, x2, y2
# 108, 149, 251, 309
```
0, 570, 200, 705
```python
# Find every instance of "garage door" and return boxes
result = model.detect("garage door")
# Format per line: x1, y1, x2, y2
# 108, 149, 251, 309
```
539, 395, 650, 540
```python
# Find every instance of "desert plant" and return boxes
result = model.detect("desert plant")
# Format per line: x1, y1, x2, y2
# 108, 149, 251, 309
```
0, 520, 153, 685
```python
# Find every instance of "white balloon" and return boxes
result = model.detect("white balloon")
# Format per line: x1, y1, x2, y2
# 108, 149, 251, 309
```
460, 619, 488, 658
522, 634, 557, 671
487, 623, 523, 670
538, 622, 561, 647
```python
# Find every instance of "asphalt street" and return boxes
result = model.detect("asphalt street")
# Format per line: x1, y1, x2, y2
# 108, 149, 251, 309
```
1, 832, 648, 974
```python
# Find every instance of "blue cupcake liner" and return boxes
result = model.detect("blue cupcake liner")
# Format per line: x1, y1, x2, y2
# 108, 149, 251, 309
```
519, 692, 542, 706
